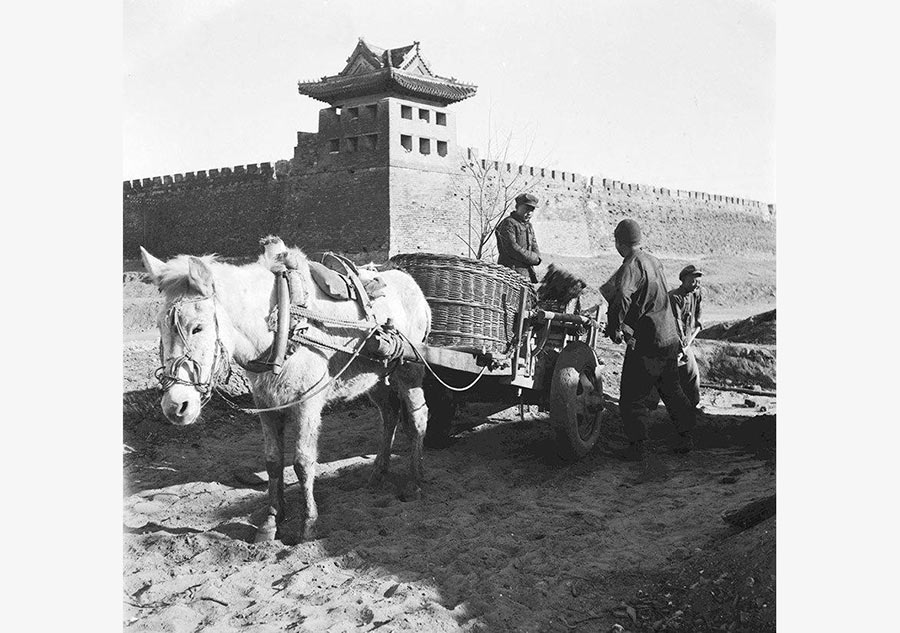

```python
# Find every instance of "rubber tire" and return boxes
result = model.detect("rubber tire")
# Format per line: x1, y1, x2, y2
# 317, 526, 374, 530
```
423, 377, 457, 449
551, 341, 605, 460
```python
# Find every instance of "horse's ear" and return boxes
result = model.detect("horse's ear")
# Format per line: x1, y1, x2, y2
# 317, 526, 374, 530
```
140, 246, 167, 286
188, 257, 215, 296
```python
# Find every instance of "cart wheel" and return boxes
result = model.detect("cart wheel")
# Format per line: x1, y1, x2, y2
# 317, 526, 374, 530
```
423, 377, 457, 449
551, 341, 605, 460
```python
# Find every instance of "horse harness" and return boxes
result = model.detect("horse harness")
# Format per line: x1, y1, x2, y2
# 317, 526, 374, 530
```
154, 254, 409, 413
245, 252, 407, 376
154, 292, 231, 406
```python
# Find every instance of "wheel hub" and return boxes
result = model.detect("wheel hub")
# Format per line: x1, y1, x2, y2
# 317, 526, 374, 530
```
574, 370, 604, 440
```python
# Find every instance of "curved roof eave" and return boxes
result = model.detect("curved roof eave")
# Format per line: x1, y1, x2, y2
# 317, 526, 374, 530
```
298, 69, 477, 105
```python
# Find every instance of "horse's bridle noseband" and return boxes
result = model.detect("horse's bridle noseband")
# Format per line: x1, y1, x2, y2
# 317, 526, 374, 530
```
155, 293, 230, 407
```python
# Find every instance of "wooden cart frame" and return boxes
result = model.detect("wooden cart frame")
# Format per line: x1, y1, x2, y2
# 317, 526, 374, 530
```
408, 292, 607, 460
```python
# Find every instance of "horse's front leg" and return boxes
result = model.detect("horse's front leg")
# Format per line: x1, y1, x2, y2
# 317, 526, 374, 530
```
397, 367, 429, 500
290, 397, 325, 541
254, 411, 286, 543
367, 382, 401, 488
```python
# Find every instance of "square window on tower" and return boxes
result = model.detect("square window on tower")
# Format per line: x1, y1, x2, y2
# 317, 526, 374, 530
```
348, 107, 359, 120
418, 109, 430, 123
419, 138, 431, 155
365, 104, 377, 119
400, 134, 412, 152
346, 137, 359, 152
401, 105, 412, 119
437, 141, 448, 157
364, 134, 378, 150
436, 112, 447, 126
328, 138, 340, 153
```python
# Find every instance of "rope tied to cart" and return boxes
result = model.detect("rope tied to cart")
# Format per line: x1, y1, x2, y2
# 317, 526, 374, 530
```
394, 329, 489, 393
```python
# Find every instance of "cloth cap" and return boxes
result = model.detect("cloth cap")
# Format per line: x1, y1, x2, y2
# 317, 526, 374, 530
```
613, 219, 642, 245
515, 192, 539, 208
679, 264, 704, 279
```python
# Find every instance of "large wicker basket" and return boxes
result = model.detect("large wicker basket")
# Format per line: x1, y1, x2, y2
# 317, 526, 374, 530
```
390, 253, 536, 353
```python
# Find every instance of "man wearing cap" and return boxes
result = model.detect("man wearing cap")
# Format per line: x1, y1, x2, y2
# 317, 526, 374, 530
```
496, 193, 542, 282
605, 218, 697, 460
669, 265, 704, 407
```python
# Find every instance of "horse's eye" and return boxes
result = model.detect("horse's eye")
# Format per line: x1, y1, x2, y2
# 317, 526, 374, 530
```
192, 325, 204, 335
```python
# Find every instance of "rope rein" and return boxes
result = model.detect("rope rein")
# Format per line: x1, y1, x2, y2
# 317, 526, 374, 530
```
288, 304, 376, 330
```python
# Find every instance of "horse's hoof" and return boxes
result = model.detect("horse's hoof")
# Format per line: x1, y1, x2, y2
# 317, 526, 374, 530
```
300, 523, 317, 541
253, 525, 278, 543
253, 516, 278, 543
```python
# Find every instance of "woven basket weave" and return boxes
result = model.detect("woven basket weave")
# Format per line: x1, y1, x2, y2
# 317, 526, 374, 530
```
390, 253, 536, 352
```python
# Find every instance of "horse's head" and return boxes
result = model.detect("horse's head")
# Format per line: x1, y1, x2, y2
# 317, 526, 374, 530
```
141, 247, 230, 426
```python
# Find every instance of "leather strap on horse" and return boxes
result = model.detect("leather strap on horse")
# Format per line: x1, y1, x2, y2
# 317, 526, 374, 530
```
248, 251, 377, 374
245, 271, 292, 374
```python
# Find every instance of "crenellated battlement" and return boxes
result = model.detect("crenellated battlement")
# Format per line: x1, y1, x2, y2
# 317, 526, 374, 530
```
462, 147, 772, 215
123, 162, 276, 195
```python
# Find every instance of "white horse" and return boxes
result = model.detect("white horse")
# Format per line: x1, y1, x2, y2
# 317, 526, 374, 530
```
140, 243, 431, 542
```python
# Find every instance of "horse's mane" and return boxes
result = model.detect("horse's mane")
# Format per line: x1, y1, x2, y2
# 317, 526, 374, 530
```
155, 238, 310, 299
156, 253, 220, 297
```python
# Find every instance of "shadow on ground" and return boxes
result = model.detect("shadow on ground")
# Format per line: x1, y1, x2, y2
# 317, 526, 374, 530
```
124, 391, 775, 632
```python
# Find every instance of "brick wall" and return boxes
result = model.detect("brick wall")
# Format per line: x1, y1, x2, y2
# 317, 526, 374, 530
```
388, 158, 775, 260
278, 166, 390, 261
123, 164, 284, 259
124, 146, 774, 263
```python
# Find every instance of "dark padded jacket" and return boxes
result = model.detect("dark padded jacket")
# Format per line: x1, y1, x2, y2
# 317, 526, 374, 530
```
496, 214, 541, 282
669, 286, 703, 343
607, 249, 681, 356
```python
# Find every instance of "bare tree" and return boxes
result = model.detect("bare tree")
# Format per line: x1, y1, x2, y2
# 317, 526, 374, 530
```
456, 125, 548, 261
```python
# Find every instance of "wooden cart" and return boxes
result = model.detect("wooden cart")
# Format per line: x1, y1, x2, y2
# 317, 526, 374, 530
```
390, 253, 606, 460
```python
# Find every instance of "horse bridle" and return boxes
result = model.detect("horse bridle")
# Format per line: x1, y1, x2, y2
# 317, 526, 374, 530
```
155, 293, 230, 406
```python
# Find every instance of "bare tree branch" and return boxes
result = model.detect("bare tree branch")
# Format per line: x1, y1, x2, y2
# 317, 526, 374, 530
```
455, 119, 550, 261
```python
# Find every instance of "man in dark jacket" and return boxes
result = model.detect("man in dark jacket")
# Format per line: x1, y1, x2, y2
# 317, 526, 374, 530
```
669, 264, 704, 407
496, 192, 541, 282
605, 219, 697, 460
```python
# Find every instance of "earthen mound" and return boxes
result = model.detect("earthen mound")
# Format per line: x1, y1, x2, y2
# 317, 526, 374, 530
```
698, 309, 776, 345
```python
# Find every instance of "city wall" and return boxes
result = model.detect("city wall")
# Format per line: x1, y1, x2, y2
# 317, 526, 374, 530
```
124, 147, 774, 262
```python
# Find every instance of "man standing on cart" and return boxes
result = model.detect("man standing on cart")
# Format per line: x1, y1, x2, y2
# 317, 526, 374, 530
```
604, 219, 697, 462
496, 192, 542, 282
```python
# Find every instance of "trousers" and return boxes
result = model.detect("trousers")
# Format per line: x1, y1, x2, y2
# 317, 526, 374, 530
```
619, 346, 697, 443
679, 346, 701, 407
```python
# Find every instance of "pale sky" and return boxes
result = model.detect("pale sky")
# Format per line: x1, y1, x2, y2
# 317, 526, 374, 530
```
124, 0, 775, 202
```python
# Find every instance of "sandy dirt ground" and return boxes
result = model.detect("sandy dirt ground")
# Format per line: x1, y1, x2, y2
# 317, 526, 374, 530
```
123, 252, 775, 632
124, 344, 775, 633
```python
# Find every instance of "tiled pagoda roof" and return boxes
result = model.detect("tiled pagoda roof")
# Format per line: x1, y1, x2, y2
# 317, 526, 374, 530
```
297, 39, 477, 106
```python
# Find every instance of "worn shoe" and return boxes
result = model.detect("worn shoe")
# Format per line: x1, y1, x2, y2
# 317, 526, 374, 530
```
672, 431, 694, 454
